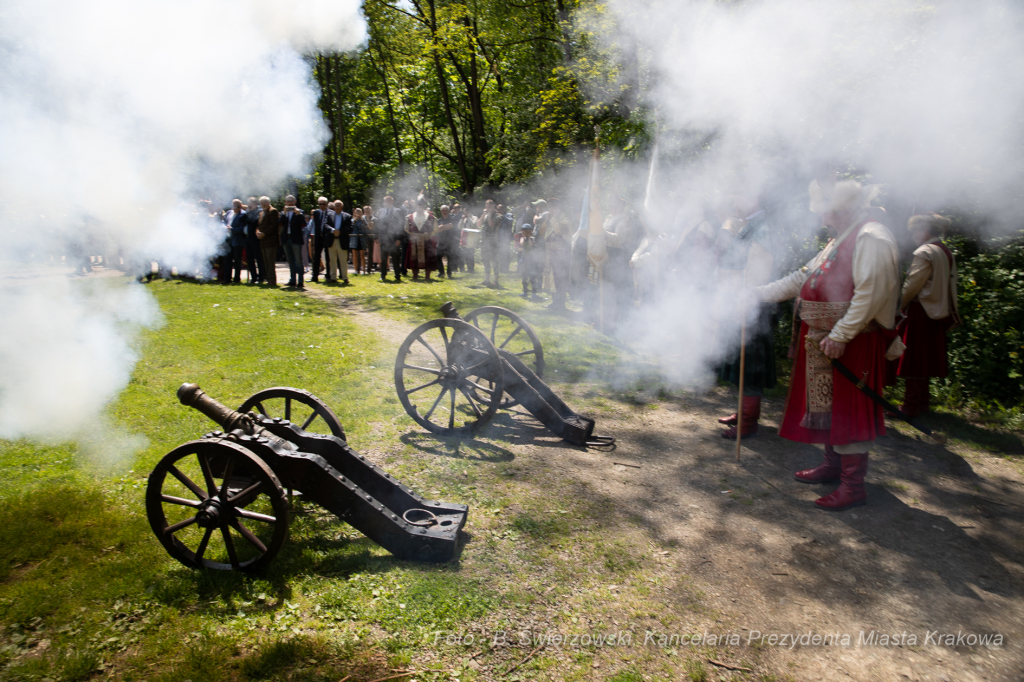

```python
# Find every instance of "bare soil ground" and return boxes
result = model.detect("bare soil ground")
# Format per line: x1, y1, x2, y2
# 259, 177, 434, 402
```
308, 286, 1024, 682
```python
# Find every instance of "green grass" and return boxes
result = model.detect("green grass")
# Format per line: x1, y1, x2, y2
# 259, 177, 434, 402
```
11, 270, 996, 680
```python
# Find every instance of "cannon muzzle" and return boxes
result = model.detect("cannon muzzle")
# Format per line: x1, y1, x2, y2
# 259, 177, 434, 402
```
178, 382, 253, 434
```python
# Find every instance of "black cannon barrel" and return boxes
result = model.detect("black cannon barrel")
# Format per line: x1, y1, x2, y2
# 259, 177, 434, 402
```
178, 383, 252, 433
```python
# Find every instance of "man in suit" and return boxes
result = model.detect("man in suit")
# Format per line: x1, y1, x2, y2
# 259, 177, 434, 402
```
376, 195, 404, 282
327, 200, 352, 283
244, 197, 265, 283
309, 196, 335, 282
226, 198, 248, 283
279, 194, 307, 288
256, 196, 280, 286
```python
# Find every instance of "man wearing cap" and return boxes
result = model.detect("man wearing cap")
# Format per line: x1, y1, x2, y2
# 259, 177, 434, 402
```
754, 180, 901, 511
895, 213, 959, 417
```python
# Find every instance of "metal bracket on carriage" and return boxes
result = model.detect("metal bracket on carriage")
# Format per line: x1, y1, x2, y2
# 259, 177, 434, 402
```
147, 383, 468, 573
393, 302, 615, 447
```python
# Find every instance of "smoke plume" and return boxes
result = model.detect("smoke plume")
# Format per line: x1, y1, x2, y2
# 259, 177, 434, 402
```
0, 0, 365, 444
598, 0, 1024, 387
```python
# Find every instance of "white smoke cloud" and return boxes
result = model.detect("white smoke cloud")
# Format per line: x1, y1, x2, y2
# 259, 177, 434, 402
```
594, 0, 1024, 389
616, 0, 1024, 215
0, 0, 365, 443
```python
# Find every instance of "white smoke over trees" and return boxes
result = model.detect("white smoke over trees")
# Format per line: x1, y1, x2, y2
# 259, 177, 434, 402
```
610, 0, 1024, 219
0, 0, 365, 443
589, 0, 1024, 388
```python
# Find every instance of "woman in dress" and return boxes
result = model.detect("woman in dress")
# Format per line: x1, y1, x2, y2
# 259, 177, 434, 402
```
350, 207, 367, 274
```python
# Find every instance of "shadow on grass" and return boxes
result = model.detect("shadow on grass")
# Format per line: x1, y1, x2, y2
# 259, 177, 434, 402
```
918, 410, 1024, 456
399, 430, 516, 462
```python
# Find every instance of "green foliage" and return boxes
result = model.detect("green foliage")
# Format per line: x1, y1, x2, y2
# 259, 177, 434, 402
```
941, 232, 1024, 408
306, 0, 647, 200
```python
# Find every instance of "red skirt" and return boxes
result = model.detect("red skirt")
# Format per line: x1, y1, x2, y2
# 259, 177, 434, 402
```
404, 237, 436, 271
896, 301, 951, 378
779, 323, 888, 445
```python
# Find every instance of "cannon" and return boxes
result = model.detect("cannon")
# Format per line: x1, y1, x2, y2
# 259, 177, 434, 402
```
146, 384, 468, 572
394, 302, 614, 446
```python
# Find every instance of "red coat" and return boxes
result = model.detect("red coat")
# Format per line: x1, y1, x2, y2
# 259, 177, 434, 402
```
896, 243, 954, 379
779, 221, 890, 445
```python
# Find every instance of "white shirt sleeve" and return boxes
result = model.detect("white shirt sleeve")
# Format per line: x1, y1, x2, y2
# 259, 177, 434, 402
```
828, 223, 900, 343
756, 254, 816, 303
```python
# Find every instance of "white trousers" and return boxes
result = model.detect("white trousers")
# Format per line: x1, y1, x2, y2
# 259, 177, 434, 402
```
327, 243, 348, 281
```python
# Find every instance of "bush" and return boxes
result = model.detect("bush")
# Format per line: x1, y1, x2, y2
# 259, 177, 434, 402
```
941, 232, 1024, 408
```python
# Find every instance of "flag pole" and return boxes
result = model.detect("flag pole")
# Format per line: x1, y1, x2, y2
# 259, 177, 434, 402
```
590, 125, 604, 333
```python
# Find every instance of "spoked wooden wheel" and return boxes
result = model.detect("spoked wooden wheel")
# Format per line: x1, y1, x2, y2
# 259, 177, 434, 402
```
463, 306, 544, 408
395, 318, 505, 435
146, 440, 289, 572
239, 387, 345, 440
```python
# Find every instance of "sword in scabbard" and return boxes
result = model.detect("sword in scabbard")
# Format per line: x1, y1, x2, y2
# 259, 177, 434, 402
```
829, 358, 947, 445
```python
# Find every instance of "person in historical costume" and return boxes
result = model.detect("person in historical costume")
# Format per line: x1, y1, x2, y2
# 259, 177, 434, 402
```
715, 198, 778, 439
754, 180, 902, 511
600, 195, 643, 328
404, 195, 436, 280
896, 213, 959, 416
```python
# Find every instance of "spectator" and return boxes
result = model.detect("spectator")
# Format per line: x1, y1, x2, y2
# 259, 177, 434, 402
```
279, 194, 307, 288
602, 195, 643, 324
256, 196, 280, 286
309, 196, 334, 283
327, 200, 352, 284
457, 204, 479, 272
518, 224, 542, 299
434, 204, 458, 278
362, 205, 377, 273
227, 198, 247, 283
497, 203, 514, 273
376, 195, 404, 282
350, 207, 367, 274
479, 199, 502, 288
244, 197, 265, 284
544, 198, 572, 310
405, 195, 436, 281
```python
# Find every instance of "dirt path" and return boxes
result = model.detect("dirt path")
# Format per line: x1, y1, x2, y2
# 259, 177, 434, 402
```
305, 287, 1024, 681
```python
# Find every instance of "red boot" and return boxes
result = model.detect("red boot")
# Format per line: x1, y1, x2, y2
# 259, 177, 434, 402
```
794, 445, 841, 483
815, 453, 868, 511
721, 396, 760, 439
718, 413, 738, 425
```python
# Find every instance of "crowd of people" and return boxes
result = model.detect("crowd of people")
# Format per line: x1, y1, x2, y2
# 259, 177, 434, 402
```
68, 178, 961, 517
172, 192, 644, 318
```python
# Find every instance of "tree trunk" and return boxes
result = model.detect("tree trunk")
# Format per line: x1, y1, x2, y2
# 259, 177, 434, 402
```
369, 46, 406, 176
428, 0, 472, 196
